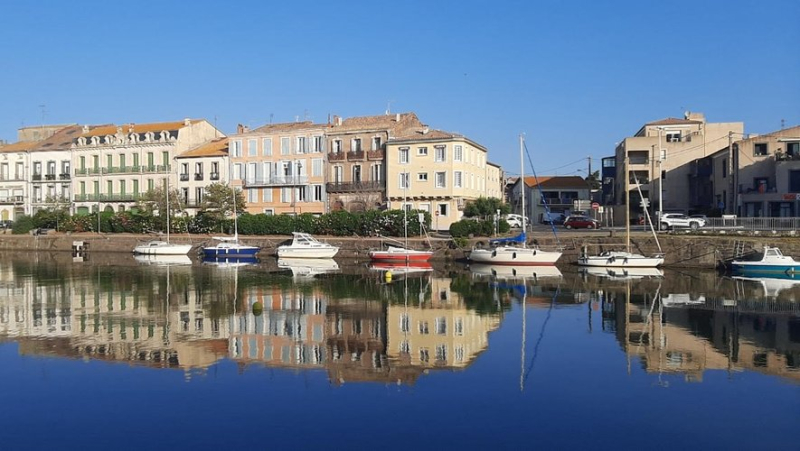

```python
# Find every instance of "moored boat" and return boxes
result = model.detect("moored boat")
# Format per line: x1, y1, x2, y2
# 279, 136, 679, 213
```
202, 237, 260, 257
369, 245, 433, 262
731, 246, 800, 275
133, 240, 193, 256
276, 232, 339, 259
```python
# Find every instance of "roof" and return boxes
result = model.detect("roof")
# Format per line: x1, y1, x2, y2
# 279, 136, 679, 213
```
79, 119, 203, 138
389, 127, 487, 150
251, 121, 325, 133
735, 125, 800, 143
329, 112, 422, 132
519, 175, 589, 189
487, 161, 502, 168
645, 117, 703, 127
0, 125, 89, 153
178, 138, 228, 158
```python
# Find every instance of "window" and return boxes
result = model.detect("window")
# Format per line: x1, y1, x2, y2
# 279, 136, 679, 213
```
312, 158, 323, 177
351, 138, 361, 152
280, 187, 291, 203
312, 136, 323, 153
417, 147, 428, 156
435, 317, 447, 335
281, 137, 291, 155
181, 163, 189, 175
263, 188, 273, 202
296, 186, 307, 202
455, 318, 463, 336
372, 136, 381, 150
420, 348, 429, 363
333, 140, 342, 153
665, 131, 682, 142
248, 188, 257, 203
195, 162, 203, 175
435, 146, 446, 162
754, 143, 768, 156
435, 171, 446, 188
454, 145, 463, 162
418, 173, 428, 181
418, 321, 429, 334
660, 149, 667, 161
438, 203, 448, 216
352, 165, 362, 183
231, 140, 242, 157
400, 314, 410, 332
333, 166, 343, 183
233, 163, 242, 180
263, 138, 272, 156
789, 170, 800, 192
399, 147, 409, 164
722, 158, 727, 178
454, 171, 462, 188
297, 137, 307, 154
248, 139, 257, 156
371, 163, 382, 182
787, 142, 800, 157
264, 208, 274, 216
435, 344, 447, 362
313, 185, 323, 202
399, 172, 410, 189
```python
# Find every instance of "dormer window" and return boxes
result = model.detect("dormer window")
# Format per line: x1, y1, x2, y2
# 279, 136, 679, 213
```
129, 133, 138, 143
91, 136, 100, 146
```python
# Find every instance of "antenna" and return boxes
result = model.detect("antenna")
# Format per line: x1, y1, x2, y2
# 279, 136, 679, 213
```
38, 104, 47, 125
269, 113, 274, 125
386, 100, 393, 115
781, 118, 786, 130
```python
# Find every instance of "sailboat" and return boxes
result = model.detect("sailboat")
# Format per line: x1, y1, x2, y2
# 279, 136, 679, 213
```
369, 177, 433, 263
469, 135, 562, 266
202, 184, 260, 257
133, 176, 193, 256
577, 157, 664, 268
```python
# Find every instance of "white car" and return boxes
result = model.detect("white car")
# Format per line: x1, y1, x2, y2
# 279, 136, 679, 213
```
505, 214, 527, 228
659, 213, 705, 230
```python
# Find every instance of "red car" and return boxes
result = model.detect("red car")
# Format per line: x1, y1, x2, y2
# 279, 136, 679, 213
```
564, 215, 600, 229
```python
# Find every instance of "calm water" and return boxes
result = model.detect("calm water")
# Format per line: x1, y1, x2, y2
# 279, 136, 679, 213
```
0, 252, 798, 450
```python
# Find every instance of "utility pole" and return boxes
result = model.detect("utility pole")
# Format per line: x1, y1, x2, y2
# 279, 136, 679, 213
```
728, 131, 734, 215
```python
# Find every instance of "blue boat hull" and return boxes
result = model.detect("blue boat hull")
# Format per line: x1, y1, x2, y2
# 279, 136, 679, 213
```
731, 263, 800, 275
202, 247, 260, 257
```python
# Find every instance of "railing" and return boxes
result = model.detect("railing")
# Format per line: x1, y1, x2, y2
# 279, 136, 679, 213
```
326, 181, 384, 193
210, 172, 220, 180
539, 197, 578, 206
75, 168, 101, 176
693, 217, 800, 232
328, 152, 346, 162
347, 150, 365, 161
243, 175, 309, 187
629, 158, 649, 165
32, 174, 42, 181
180, 173, 190, 181
44, 174, 56, 181
142, 165, 171, 173
102, 165, 144, 175
59, 173, 71, 180
0, 196, 24, 204
74, 166, 171, 176
367, 149, 385, 160
738, 184, 777, 194
74, 193, 143, 202
194, 173, 204, 181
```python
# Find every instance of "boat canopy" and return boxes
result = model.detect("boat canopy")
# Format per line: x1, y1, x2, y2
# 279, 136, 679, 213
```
489, 232, 526, 246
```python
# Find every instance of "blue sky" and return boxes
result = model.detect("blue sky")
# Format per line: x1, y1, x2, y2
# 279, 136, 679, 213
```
1, 0, 798, 176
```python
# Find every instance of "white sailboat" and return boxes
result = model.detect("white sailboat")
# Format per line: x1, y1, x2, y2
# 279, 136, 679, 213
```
469, 135, 562, 266
133, 176, 192, 256
578, 157, 664, 268
202, 184, 260, 257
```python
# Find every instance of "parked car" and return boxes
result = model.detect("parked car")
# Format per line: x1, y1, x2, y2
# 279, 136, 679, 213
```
564, 215, 600, 229
505, 214, 529, 228
660, 213, 705, 230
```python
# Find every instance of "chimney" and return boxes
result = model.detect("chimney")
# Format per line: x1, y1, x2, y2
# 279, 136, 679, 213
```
128, 123, 135, 133
421, 127, 429, 134
395, 113, 401, 122
184, 118, 191, 126
82, 125, 89, 133
237, 124, 245, 134
334, 115, 342, 126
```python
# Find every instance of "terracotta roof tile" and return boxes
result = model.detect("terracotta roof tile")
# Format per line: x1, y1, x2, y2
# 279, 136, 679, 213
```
329, 112, 422, 132
645, 117, 703, 126
521, 175, 589, 189
251, 121, 325, 133
80, 119, 202, 138
178, 138, 228, 158
0, 125, 90, 153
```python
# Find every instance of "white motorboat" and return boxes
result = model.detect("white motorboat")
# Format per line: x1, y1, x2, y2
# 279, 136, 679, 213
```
731, 246, 800, 275
469, 263, 562, 279
580, 266, 664, 280
276, 232, 339, 259
470, 135, 562, 266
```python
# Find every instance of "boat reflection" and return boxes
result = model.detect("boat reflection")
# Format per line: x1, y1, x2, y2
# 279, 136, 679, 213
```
469, 264, 562, 280
581, 266, 664, 280
134, 254, 192, 266
368, 261, 433, 275
277, 257, 340, 277
203, 255, 260, 267
731, 273, 800, 298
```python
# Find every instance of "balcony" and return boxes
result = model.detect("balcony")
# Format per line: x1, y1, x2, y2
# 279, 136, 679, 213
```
539, 197, 578, 206
74, 193, 143, 202
44, 174, 56, 181
194, 173, 204, 181
180, 173, 190, 181
59, 173, 71, 180
243, 175, 309, 187
628, 157, 649, 166
210, 172, 220, 180
102, 165, 144, 175
347, 150, 365, 161
367, 149, 385, 161
328, 152, 345, 162
142, 165, 171, 174
0, 195, 24, 205
75, 168, 101, 176
32, 174, 42, 181
326, 181, 384, 193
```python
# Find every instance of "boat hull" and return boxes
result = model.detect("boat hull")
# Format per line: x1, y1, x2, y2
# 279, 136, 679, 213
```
276, 247, 339, 259
202, 246, 260, 257
133, 242, 193, 256
731, 263, 800, 275
469, 246, 561, 266
369, 251, 433, 262
578, 253, 663, 268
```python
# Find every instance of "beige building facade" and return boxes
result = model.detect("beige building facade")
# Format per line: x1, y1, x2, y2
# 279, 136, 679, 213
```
175, 138, 230, 215
229, 122, 327, 216
386, 128, 491, 231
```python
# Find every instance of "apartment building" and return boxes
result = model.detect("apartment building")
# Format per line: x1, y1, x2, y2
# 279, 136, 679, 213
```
70, 119, 222, 215
228, 121, 327, 216
485, 161, 504, 200
175, 138, 229, 215
385, 127, 490, 231
612, 112, 743, 218
326, 112, 423, 213
0, 125, 82, 220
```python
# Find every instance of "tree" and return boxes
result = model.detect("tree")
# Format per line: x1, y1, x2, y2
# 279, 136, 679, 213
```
136, 185, 186, 217
584, 170, 601, 191
463, 197, 510, 219
199, 183, 246, 220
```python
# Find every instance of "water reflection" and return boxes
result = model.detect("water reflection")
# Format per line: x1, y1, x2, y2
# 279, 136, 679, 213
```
0, 253, 798, 385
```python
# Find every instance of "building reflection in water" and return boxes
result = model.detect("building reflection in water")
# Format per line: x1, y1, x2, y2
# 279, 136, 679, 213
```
598, 275, 800, 383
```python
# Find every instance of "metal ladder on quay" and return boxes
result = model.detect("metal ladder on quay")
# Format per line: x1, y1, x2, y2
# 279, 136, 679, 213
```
732, 240, 747, 260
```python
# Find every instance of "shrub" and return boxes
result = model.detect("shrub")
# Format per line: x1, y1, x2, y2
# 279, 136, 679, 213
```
12, 215, 35, 235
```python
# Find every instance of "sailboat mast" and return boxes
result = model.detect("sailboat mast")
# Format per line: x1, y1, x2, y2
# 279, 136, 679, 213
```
625, 157, 630, 253
165, 177, 170, 244
232, 183, 238, 241
520, 135, 526, 241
